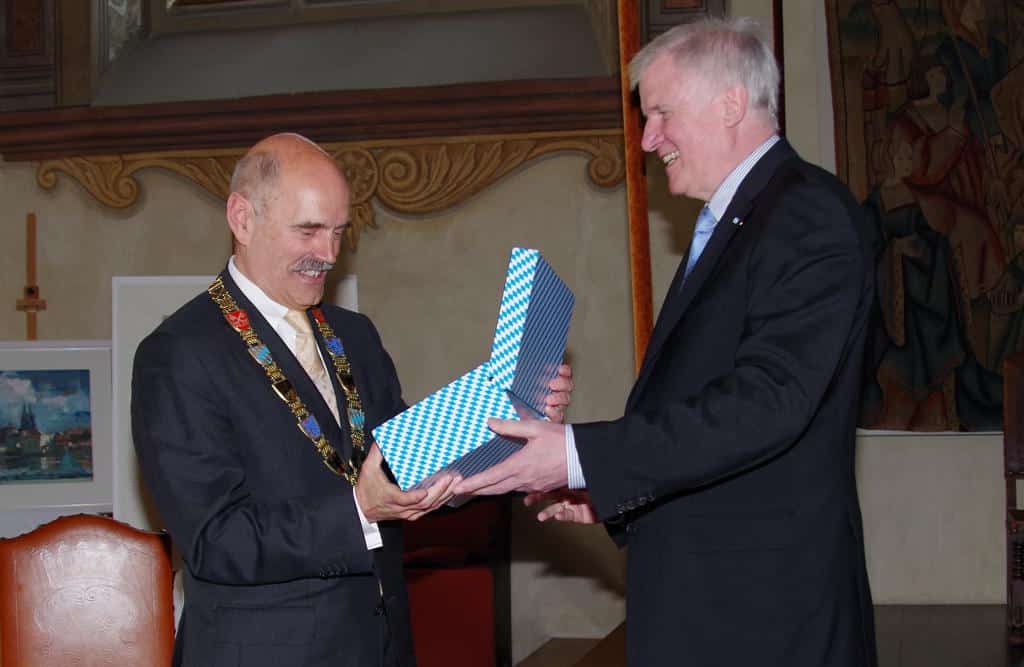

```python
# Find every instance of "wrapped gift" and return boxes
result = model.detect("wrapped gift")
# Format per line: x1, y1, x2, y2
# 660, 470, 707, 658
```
373, 247, 574, 490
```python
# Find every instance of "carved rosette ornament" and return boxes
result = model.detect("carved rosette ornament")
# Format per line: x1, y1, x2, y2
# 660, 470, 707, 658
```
36, 131, 624, 248
329, 147, 379, 248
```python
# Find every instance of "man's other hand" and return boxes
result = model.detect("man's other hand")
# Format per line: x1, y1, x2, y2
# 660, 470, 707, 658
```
544, 363, 574, 423
525, 489, 598, 524
356, 444, 460, 522
453, 418, 567, 496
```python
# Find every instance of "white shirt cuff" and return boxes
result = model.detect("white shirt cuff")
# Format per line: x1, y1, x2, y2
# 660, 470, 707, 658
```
353, 487, 383, 550
566, 424, 587, 490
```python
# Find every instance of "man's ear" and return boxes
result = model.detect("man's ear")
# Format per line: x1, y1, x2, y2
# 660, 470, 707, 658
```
226, 192, 255, 246
721, 84, 748, 128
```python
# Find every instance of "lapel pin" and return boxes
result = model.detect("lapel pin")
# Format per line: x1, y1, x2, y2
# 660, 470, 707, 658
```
732, 217, 743, 227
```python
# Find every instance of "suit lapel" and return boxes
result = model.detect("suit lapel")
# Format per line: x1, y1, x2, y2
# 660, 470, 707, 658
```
218, 270, 352, 458
638, 219, 743, 374
627, 139, 798, 409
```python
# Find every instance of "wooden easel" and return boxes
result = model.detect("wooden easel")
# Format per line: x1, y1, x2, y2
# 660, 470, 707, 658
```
14, 213, 46, 340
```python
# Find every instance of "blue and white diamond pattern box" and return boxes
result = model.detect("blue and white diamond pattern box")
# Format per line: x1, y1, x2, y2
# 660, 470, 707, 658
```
373, 247, 574, 490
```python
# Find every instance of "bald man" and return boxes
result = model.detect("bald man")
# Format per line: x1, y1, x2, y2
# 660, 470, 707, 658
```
131, 134, 572, 667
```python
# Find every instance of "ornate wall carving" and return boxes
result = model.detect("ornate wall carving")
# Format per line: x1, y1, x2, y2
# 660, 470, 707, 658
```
36, 130, 624, 248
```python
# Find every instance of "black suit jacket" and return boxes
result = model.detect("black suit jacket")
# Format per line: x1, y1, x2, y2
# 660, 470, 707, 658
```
575, 140, 878, 666
131, 270, 414, 667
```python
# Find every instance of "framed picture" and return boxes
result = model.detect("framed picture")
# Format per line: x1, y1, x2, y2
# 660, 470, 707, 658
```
0, 341, 112, 514
112, 276, 215, 531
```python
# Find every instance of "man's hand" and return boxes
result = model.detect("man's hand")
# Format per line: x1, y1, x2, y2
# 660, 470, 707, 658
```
453, 418, 568, 495
525, 489, 598, 524
356, 444, 460, 522
543, 363, 574, 423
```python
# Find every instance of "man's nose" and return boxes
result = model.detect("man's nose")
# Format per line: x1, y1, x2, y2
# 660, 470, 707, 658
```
316, 233, 339, 262
640, 119, 659, 153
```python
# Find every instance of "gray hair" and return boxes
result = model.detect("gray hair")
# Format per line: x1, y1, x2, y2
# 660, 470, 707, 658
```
628, 17, 780, 129
229, 150, 280, 219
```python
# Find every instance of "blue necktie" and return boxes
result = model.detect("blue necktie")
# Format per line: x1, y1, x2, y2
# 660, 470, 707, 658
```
683, 206, 718, 281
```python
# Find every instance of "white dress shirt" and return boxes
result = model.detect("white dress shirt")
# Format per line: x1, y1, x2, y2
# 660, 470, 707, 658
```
229, 257, 382, 549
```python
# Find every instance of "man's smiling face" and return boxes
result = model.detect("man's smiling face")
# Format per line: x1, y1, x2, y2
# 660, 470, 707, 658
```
639, 53, 724, 201
235, 147, 350, 311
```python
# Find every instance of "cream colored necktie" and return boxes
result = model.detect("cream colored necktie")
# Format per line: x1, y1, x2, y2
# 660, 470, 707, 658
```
284, 309, 340, 424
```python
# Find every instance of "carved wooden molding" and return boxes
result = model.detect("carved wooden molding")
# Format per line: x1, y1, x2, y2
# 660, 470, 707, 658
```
37, 130, 624, 248
0, 77, 621, 160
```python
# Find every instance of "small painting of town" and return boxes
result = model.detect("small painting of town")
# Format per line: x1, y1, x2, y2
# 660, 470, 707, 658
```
0, 369, 93, 484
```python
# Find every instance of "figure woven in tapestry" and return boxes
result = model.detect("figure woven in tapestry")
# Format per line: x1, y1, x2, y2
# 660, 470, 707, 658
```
828, 0, 1024, 430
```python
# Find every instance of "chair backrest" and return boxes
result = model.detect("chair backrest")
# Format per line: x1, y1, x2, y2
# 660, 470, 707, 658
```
0, 513, 174, 667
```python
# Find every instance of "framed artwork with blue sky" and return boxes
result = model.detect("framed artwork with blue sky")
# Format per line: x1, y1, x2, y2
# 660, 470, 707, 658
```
0, 342, 111, 514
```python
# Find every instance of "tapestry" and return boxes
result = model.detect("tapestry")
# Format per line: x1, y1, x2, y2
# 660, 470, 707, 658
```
828, 0, 1024, 430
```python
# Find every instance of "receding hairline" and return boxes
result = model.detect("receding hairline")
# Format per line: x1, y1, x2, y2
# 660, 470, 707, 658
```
228, 133, 344, 215
229, 150, 279, 217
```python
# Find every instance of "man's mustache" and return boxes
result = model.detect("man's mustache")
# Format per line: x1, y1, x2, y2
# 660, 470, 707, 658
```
291, 257, 335, 273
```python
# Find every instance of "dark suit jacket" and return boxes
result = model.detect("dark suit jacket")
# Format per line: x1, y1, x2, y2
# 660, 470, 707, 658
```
131, 270, 414, 667
574, 140, 878, 666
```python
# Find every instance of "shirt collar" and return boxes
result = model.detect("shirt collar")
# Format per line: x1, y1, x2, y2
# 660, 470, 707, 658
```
706, 134, 780, 222
228, 256, 290, 328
